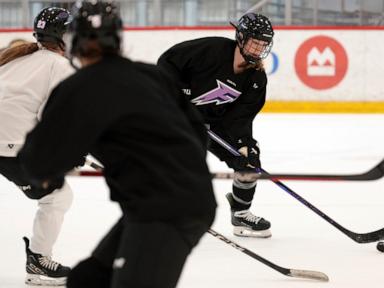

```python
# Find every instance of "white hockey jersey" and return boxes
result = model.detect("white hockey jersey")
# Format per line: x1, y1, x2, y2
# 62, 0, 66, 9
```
0, 49, 74, 156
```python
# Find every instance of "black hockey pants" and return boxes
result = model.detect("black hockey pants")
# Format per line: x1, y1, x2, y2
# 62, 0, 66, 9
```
67, 211, 208, 288
0, 156, 61, 199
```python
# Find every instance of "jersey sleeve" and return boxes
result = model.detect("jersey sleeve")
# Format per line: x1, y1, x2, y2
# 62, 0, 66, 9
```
18, 77, 111, 183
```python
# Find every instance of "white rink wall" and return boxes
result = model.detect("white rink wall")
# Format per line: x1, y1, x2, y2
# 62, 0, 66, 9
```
122, 28, 384, 103
1, 27, 384, 103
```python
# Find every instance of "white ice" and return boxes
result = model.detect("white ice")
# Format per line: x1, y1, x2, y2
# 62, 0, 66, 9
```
0, 114, 383, 288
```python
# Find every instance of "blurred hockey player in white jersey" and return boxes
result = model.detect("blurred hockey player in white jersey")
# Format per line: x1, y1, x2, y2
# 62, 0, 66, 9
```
0, 7, 76, 286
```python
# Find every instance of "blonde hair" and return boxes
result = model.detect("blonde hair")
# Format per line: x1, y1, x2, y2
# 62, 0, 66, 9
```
0, 41, 62, 67
253, 60, 264, 71
8, 38, 29, 49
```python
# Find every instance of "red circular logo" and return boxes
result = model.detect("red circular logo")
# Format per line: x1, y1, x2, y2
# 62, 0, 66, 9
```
295, 36, 348, 90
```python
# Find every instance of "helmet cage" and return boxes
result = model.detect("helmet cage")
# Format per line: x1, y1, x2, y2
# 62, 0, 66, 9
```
232, 13, 274, 64
235, 30, 273, 64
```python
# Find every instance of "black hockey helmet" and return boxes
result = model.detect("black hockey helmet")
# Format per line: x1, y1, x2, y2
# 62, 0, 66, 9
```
230, 13, 274, 64
69, 0, 123, 56
33, 7, 71, 46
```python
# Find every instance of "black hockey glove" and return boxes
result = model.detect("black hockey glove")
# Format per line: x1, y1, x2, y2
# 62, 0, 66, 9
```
225, 155, 250, 171
236, 138, 261, 171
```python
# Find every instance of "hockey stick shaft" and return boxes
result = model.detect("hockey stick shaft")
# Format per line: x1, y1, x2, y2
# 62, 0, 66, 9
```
207, 129, 384, 181
208, 229, 329, 281
69, 170, 102, 176
70, 168, 384, 181
77, 154, 384, 181
75, 160, 329, 281
67, 159, 104, 176
85, 158, 104, 171
211, 160, 384, 181
207, 129, 384, 243
246, 159, 384, 181
213, 165, 384, 181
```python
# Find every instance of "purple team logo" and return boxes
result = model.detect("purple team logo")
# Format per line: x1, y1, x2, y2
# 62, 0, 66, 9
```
191, 80, 241, 106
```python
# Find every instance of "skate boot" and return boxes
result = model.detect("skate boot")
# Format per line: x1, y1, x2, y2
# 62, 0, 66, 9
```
226, 193, 271, 238
23, 237, 70, 286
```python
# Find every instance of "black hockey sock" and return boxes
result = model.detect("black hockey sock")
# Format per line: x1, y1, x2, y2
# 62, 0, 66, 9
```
231, 181, 257, 210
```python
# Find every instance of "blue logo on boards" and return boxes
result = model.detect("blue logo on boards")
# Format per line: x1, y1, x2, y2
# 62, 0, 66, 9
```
265, 52, 279, 75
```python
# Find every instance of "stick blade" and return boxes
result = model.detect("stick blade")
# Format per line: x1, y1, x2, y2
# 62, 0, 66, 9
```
361, 158, 384, 181
352, 227, 384, 243
289, 269, 329, 282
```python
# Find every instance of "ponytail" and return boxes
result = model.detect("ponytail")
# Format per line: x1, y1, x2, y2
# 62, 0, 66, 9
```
254, 60, 264, 71
0, 42, 38, 67
0, 41, 63, 67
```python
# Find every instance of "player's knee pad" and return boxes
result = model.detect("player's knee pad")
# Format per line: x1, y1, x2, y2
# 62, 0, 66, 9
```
67, 257, 112, 288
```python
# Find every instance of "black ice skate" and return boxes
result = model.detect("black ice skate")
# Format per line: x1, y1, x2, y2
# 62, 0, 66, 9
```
23, 237, 70, 286
226, 193, 272, 238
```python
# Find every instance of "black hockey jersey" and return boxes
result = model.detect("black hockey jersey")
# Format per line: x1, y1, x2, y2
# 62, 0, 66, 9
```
18, 55, 216, 224
158, 37, 267, 147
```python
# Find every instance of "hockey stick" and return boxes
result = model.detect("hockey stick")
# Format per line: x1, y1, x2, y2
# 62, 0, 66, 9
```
69, 170, 103, 176
67, 159, 104, 176
210, 161, 384, 181
85, 158, 104, 171
208, 229, 329, 281
75, 160, 329, 281
69, 164, 384, 181
207, 159, 384, 181
238, 159, 384, 181
207, 129, 384, 244
77, 152, 384, 181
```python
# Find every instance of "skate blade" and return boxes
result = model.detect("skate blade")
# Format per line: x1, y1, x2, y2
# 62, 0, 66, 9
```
25, 273, 66, 286
233, 226, 272, 238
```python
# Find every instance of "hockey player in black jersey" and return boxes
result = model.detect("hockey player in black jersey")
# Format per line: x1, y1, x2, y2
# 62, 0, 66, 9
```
158, 12, 274, 238
18, 1, 216, 288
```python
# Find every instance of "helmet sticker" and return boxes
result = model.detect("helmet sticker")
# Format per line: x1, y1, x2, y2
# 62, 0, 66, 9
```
36, 20, 46, 29
88, 15, 102, 28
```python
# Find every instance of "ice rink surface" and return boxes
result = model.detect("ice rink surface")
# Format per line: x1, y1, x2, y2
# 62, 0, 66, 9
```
0, 113, 383, 288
